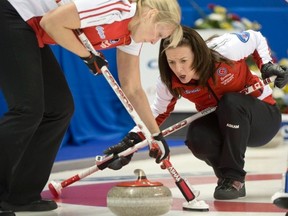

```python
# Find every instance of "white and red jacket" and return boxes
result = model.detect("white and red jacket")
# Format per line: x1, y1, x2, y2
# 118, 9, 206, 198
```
8, 0, 142, 56
151, 30, 276, 126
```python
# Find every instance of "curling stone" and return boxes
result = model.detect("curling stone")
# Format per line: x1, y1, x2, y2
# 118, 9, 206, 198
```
107, 169, 173, 216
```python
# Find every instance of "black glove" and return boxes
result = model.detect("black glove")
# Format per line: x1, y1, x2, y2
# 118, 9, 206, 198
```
103, 132, 143, 170
149, 132, 170, 164
261, 62, 288, 88
80, 51, 108, 75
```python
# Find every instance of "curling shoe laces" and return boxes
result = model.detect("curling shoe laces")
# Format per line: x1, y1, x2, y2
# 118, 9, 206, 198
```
214, 178, 246, 200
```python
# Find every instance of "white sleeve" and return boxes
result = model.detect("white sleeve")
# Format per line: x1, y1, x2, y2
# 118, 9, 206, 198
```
117, 39, 143, 56
73, 0, 136, 28
151, 77, 175, 117
207, 30, 272, 64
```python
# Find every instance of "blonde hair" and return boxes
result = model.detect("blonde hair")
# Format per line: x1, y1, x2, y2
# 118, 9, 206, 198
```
130, 0, 183, 47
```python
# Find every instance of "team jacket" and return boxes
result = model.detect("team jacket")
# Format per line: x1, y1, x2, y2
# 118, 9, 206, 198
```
8, 0, 142, 56
151, 30, 276, 126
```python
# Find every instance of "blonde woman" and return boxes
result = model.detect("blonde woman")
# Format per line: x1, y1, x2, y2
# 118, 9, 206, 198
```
0, 0, 182, 213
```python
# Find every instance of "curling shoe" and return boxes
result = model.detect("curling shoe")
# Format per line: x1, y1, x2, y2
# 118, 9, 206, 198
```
1, 199, 57, 212
0, 211, 15, 216
214, 178, 246, 200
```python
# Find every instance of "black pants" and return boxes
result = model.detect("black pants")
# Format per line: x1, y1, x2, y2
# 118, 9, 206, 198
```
185, 93, 281, 182
0, 0, 74, 204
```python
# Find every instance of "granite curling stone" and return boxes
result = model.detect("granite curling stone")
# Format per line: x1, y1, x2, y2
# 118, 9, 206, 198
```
107, 169, 173, 216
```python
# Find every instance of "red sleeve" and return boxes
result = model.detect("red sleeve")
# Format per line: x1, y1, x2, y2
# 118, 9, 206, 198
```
155, 97, 177, 127
27, 17, 56, 47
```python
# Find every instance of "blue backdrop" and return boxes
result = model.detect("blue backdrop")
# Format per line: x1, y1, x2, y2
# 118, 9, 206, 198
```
0, 0, 287, 150
49, 47, 135, 148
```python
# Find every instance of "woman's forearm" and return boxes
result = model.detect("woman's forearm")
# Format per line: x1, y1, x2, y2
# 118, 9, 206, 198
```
127, 88, 161, 135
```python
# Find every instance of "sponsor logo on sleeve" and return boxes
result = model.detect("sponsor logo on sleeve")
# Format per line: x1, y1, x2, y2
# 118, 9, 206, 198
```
96, 26, 106, 39
232, 31, 250, 43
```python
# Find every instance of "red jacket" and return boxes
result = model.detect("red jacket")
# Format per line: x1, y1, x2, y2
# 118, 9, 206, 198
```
9, 0, 141, 55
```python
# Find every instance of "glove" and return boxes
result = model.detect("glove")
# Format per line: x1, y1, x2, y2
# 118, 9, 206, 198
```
261, 62, 288, 88
80, 51, 108, 75
149, 132, 170, 164
103, 132, 143, 170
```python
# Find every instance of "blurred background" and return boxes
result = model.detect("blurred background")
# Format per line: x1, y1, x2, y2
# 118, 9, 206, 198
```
0, 0, 287, 160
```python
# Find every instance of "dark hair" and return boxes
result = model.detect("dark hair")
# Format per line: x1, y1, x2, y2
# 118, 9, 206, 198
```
158, 25, 233, 98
